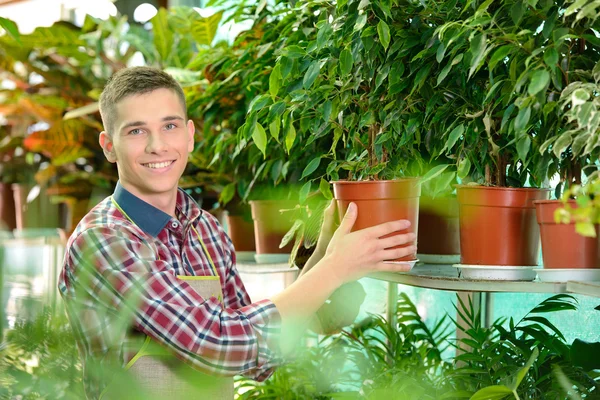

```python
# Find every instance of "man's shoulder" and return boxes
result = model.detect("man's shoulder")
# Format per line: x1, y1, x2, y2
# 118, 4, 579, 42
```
67, 197, 144, 245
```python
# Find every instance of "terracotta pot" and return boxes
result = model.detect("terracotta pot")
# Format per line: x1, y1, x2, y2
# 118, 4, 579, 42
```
457, 185, 550, 266
0, 182, 17, 231
250, 200, 296, 254
418, 196, 460, 255
226, 214, 256, 252
534, 200, 600, 269
332, 179, 420, 261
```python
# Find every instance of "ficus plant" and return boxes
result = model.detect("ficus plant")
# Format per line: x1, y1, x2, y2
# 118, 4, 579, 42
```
427, 0, 600, 191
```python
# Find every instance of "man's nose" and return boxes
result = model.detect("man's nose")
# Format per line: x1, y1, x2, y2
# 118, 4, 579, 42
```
146, 132, 168, 153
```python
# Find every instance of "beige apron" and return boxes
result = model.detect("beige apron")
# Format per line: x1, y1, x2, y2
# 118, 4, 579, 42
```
100, 198, 234, 400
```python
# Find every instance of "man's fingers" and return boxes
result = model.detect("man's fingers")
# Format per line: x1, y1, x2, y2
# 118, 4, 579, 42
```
363, 219, 412, 239
378, 245, 417, 261
378, 232, 416, 249
375, 261, 414, 272
337, 202, 357, 235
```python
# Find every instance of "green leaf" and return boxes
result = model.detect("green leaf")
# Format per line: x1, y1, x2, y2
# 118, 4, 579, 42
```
285, 122, 296, 153
252, 123, 268, 157
317, 23, 332, 49
377, 20, 391, 50
514, 106, 531, 133
470, 385, 513, 400
552, 131, 573, 158
299, 181, 312, 204
517, 135, 531, 161
152, 8, 174, 61
219, 182, 236, 205
528, 69, 550, 95
444, 124, 465, 153
0, 17, 20, 43
420, 165, 450, 184
303, 61, 321, 89
301, 157, 321, 180
280, 220, 303, 248
489, 45, 513, 71
437, 63, 453, 86
576, 222, 596, 237
190, 10, 223, 45
458, 158, 471, 179
436, 42, 446, 63
319, 178, 333, 200
269, 64, 282, 97
565, 0, 588, 16
511, 1, 525, 24
469, 33, 487, 78
340, 48, 354, 76
269, 119, 280, 142
282, 45, 306, 58
544, 48, 558, 67
511, 348, 539, 390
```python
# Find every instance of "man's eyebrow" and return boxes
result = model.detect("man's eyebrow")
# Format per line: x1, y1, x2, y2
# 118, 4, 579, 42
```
120, 116, 185, 132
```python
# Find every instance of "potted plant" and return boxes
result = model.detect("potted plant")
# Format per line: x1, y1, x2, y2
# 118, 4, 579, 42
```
427, 0, 566, 268
534, 39, 600, 273
237, 0, 442, 264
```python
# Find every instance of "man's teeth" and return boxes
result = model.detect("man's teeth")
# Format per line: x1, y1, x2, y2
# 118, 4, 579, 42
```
145, 161, 173, 169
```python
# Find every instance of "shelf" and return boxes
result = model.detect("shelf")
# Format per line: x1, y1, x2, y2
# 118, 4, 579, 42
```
235, 262, 600, 298
369, 264, 567, 294
566, 281, 600, 298
236, 262, 296, 274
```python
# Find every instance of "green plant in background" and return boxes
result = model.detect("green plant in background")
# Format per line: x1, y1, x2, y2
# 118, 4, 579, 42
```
427, 0, 599, 189
0, 308, 85, 399
451, 294, 599, 399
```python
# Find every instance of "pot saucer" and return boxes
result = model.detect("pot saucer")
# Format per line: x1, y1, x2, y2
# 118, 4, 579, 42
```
236, 251, 256, 263
534, 268, 600, 283
417, 253, 461, 264
383, 259, 418, 271
254, 253, 290, 264
453, 264, 537, 281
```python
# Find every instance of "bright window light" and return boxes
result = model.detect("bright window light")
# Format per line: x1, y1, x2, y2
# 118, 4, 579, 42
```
134, 3, 158, 23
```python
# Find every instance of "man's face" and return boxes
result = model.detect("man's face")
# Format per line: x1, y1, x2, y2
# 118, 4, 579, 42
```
99, 88, 194, 202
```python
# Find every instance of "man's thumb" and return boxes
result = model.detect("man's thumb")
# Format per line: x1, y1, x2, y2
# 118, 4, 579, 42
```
339, 202, 357, 234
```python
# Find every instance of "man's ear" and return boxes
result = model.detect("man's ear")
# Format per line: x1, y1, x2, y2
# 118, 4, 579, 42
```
186, 120, 195, 152
99, 131, 117, 163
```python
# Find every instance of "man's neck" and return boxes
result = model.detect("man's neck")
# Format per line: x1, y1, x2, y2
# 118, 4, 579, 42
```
121, 183, 178, 217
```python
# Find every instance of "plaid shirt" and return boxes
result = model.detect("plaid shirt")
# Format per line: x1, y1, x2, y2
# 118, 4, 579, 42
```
58, 183, 281, 398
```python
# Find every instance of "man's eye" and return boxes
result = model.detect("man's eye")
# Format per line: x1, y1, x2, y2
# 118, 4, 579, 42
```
129, 129, 142, 135
165, 123, 177, 130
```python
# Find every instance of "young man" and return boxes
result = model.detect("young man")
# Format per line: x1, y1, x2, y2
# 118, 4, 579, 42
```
58, 66, 416, 399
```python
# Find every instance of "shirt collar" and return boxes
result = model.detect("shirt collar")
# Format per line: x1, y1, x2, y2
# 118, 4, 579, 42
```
112, 182, 203, 237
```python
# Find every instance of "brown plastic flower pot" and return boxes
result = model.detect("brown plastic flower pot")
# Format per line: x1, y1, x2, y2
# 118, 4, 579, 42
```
534, 200, 600, 269
250, 200, 296, 254
418, 196, 460, 256
332, 179, 420, 261
0, 182, 17, 231
457, 185, 550, 266
226, 214, 256, 252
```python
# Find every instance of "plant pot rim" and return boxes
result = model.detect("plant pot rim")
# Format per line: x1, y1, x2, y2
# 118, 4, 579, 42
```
533, 199, 575, 205
455, 185, 551, 192
331, 178, 420, 185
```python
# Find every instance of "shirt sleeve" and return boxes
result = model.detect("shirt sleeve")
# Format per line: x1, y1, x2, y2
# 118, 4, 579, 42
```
63, 224, 282, 381
212, 217, 255, 310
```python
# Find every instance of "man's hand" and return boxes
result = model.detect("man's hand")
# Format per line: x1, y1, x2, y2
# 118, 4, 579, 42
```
322, 202, 416, 284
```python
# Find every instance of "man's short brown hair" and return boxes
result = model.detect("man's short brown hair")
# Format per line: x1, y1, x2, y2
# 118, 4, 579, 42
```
99, 66, 187, 136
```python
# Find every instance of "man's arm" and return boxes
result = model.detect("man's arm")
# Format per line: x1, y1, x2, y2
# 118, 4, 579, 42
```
271, 202, 415, 350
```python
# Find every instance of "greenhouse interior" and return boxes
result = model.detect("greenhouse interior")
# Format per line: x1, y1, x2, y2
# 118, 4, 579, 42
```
1, 0, 600, 399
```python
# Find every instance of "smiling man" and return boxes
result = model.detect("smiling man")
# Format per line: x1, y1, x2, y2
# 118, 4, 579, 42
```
58, 66, 416, 400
